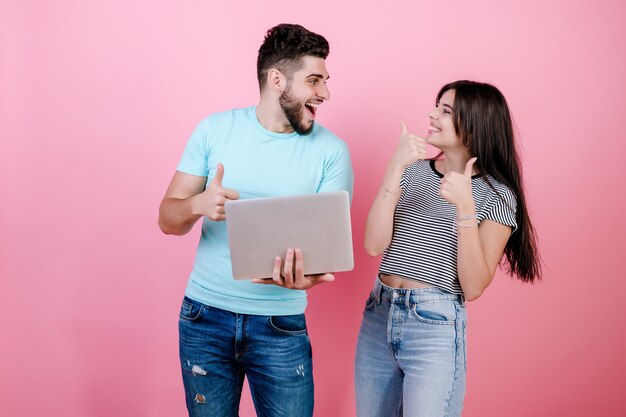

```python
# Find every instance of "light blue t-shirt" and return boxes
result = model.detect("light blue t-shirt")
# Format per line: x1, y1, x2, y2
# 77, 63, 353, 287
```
177, 106, 354, 315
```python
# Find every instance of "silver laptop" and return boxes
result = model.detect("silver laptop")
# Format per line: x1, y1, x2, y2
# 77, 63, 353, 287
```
225, 191, 354, 280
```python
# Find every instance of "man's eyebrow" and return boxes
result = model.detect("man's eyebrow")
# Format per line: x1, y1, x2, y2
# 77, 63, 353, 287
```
306, 73, 329, 80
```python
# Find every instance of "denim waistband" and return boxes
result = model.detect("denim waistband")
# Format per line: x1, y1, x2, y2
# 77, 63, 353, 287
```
373, 276, 464, 308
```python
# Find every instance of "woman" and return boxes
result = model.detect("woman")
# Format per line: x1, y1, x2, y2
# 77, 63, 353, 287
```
355, 80, 541, 417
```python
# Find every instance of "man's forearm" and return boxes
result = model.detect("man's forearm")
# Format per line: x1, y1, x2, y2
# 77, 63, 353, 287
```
158, 196, 202, 236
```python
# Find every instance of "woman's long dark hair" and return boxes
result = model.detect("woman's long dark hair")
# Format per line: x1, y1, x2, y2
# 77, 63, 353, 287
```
437, 80, 542, 283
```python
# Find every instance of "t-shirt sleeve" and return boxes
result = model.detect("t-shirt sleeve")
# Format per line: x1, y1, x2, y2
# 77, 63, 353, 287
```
399, 166, 411, 190
317, 140, 354, 202
397, 163, 417, 205
176, 117, 212, 177
483, 186, 518, 233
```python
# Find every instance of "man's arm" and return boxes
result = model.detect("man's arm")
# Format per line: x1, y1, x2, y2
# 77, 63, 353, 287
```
317, 140, 354, 200
158, 164, 239, 235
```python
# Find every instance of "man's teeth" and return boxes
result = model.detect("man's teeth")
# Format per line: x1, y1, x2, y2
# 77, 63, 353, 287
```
305, 102, 319, 115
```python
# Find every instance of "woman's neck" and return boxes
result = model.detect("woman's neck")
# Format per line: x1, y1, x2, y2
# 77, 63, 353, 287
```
437, 150, 475, 175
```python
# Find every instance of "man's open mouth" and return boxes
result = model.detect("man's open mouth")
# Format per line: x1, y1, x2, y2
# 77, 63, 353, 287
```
305, 101, 319, 118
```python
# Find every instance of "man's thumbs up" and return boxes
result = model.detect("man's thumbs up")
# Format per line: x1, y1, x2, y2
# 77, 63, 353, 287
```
200, 163, 240, 221
211, 163, 225, 187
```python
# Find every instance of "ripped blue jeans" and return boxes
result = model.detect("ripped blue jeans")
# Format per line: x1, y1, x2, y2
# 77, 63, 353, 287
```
179, 296, 314, 417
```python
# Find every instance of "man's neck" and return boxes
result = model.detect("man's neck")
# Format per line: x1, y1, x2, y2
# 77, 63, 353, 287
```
256, 97, 293, 134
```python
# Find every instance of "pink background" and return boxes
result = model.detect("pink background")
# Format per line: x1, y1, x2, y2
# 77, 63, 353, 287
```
2, 0, 625, 416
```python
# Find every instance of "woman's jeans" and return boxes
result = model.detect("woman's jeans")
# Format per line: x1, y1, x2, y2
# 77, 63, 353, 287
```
355, 277, 467, 417
179, 296, 314, 417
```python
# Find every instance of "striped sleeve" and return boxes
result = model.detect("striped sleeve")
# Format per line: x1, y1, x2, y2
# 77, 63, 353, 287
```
483, 186, 518, 232
399, 165, 411, 189
398, 163, 418, 205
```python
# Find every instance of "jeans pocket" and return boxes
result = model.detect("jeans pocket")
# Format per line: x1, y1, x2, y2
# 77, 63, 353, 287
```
364, 291, 377, 311
411, 300, 456, 325
179, 298, 204, 322
269, 314, 308, 336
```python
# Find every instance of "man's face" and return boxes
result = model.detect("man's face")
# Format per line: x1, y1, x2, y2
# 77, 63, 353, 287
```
279, 56, 330, 135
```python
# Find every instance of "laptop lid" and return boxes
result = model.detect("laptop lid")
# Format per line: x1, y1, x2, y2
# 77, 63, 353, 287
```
225, 191, 354, 280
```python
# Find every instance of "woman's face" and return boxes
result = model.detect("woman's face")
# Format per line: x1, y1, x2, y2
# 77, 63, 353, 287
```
426, 89, 461, 150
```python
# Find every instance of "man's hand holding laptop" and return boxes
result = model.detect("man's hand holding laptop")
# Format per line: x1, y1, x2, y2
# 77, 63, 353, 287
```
251, 247, 335, 290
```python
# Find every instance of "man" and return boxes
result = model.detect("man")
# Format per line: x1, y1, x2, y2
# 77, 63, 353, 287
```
158, 24, 353, 417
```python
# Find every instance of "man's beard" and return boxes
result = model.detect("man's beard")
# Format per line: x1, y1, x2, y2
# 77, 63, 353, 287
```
279, 88, 314, 135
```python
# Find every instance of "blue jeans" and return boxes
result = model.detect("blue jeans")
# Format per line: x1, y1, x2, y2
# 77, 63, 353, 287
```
178, 296, 314, 417
355, 277, 467, 417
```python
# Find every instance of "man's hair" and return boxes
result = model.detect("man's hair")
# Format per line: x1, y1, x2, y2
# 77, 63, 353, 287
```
257, 24, 329, 91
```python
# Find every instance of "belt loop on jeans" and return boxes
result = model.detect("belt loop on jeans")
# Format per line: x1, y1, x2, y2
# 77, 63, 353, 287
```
375, 275, 383, 304
404, 289, 411, 309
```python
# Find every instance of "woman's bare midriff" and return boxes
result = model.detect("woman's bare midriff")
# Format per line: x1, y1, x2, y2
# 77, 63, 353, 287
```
379, 273, 434, 289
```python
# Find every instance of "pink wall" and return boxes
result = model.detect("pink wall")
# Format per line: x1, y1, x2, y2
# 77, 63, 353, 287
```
2, 0, 625, 416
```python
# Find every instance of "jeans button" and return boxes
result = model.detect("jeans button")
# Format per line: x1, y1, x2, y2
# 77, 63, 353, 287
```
392, 292, 399, 299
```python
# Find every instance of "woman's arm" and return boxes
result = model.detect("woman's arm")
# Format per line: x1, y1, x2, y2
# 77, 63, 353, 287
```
364, 122, 427, 256
364, 166, 404, 256
455, 217, 511, 301
439, 158, 511, 300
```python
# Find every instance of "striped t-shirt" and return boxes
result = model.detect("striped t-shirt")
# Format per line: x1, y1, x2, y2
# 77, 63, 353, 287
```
379, 159, 517, 295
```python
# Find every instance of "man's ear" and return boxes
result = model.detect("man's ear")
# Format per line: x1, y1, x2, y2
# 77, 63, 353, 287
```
267, 68, 286, 92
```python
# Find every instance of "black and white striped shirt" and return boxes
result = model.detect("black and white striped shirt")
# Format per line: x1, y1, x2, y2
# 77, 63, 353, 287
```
379, 160, 517, 295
